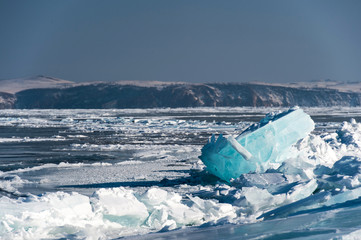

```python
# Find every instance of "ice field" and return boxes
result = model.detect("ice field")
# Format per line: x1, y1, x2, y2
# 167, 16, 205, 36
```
2, 107, 361, 239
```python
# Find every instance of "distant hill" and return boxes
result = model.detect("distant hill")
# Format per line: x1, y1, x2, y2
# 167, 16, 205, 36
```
0, 75, 74, 94
1, 76, 361, 109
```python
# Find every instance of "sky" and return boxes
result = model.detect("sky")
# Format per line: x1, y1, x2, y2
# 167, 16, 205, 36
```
0, 0, 361, 83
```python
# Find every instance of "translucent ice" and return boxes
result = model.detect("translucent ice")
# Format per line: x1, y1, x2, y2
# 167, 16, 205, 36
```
0, 187, 238, 239
199, 108, 315, 182
91, 188, 149, 226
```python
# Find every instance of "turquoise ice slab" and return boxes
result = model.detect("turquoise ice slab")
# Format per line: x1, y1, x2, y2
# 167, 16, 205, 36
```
199, 108, 315, 182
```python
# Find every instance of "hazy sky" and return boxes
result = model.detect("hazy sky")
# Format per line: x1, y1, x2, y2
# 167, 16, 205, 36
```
1, 0, 361, 83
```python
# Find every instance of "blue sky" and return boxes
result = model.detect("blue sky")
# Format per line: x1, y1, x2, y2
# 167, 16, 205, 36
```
1, 0, 361, 83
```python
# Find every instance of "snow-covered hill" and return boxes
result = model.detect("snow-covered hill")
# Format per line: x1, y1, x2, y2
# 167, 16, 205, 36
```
280, 79, 361, 93
1, 76, 361, 109
0, 75, 74, 94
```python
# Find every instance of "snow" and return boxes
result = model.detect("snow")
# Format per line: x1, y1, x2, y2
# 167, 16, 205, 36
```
0, 136, 67, 143
253, 79, 361, 93
0, 75, 74, 94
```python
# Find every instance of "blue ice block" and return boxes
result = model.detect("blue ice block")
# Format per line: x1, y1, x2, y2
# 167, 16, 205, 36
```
199, 108, 315, 182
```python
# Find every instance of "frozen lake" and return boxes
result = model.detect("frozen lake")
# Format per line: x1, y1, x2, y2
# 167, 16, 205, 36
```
1, 107, 361, 239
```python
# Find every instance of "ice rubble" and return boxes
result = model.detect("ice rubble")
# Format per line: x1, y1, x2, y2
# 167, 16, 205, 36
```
3, 109, 361, 239
200, 107, 315, 182
0, 187, 236, 239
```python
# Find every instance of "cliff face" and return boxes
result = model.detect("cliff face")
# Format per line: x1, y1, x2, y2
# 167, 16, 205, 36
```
0, 92, 16, 109
209, 83, 361, 107
12, 82, 361, 109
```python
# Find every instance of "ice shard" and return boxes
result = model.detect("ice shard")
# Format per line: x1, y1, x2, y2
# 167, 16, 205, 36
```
199, 108, 315, 182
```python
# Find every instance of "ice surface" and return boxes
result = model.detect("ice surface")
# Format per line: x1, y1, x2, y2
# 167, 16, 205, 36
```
2, 108, 361, 239
200, 108, 315, 181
